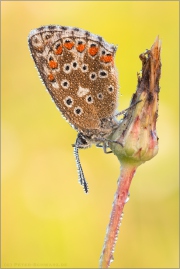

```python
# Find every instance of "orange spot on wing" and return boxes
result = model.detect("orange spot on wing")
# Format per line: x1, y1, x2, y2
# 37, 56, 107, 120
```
77, 44, 86, 52
55, 45, 63, 55
100, 55, 113, 63
64, 42, 74, 50
48, 74, 55, 82
49, 60, 58, 69
89, 47, 98, 56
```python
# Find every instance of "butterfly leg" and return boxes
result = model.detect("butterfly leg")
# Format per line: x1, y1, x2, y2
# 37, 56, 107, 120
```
96, 142, 112, 154
96, 137, 123, 148
114, 100, 142, 118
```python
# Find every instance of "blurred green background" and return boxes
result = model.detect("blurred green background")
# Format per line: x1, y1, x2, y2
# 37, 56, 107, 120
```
1, 1, 179, 268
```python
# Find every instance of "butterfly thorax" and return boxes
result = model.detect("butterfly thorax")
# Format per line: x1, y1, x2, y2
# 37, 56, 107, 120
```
76, 116, 119, 149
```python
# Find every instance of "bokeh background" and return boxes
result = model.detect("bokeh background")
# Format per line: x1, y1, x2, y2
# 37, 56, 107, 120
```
1, 1, 179, 268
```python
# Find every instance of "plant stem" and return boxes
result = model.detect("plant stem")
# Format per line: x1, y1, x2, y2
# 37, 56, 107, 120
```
99, 36, 161, 268
99, 163, 138, 268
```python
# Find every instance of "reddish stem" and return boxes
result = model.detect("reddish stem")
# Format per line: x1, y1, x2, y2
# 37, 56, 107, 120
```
99, 163, 137, 268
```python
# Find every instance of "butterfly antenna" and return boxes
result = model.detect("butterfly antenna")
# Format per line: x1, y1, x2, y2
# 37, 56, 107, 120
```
73, 142, 89, 193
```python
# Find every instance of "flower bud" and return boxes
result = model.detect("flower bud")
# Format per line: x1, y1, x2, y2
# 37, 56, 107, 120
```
109, 37, 161, 167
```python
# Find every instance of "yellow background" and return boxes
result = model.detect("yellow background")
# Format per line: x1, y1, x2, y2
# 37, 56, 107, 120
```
2, 1, 179, 268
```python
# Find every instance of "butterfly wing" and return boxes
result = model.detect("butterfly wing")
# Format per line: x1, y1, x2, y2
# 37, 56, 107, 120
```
28, 25, 119, 133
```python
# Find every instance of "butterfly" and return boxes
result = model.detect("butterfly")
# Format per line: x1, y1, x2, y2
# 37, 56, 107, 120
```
28, 25, 121, 193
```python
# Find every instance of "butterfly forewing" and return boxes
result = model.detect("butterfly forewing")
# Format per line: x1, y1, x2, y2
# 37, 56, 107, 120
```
28, 25, 119, 133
